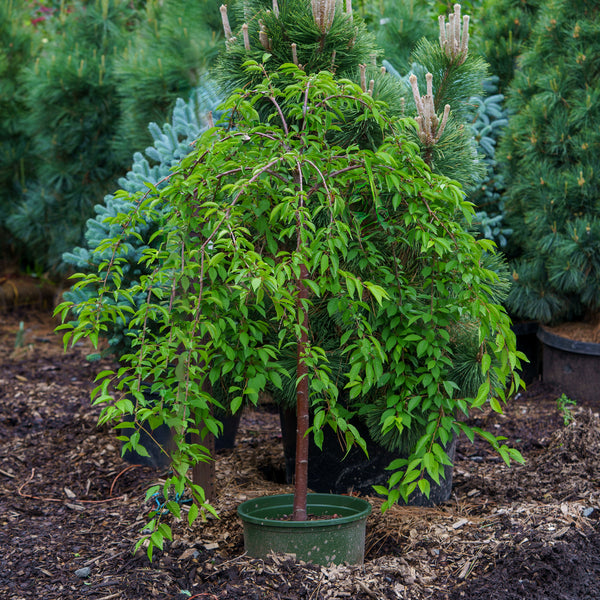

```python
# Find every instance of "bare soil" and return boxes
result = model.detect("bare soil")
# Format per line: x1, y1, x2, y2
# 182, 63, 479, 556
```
1, 307, 599, 600
545, 318, 600, 344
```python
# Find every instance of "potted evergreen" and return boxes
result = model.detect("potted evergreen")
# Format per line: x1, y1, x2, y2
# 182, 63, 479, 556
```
500, 0, 600, 405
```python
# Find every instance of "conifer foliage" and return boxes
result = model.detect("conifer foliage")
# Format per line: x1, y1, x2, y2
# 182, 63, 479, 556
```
3, 0, 224, 274
501, 0, 600, 324
215, 0, 379, 93
216, 1, 487, 190
7, 0, 136, 271
111, 0, 225, 161
475, 0, 541, 94
367, 0, 437, 74
0, 1, 39, 263
63, 80, 222, 358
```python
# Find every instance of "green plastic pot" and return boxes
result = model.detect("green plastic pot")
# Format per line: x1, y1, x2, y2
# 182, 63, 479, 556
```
237, 493, 372, 565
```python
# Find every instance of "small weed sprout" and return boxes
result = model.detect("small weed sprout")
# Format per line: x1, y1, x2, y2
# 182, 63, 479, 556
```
556, 393, 576, 426
14, 321, 25, 349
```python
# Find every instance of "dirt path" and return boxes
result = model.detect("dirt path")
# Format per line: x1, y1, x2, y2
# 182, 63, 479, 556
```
1, 308, 599, 599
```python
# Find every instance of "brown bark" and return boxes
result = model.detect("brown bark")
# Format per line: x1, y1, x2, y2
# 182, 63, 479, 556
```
191, 367, 216, 502
191, 429, 215, 502
292, 262, 310, 521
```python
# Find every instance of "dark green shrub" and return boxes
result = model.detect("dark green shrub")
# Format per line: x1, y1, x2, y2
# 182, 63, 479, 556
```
5, 0, 223, 274
474, 0, 541, 93
501, 0, 600, 323
366, 0, 437, 74
7, 0, 136, 272
110, 0, 226, 162
0, 1, 39, 265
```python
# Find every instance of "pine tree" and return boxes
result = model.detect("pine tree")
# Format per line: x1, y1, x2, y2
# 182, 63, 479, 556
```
405, 9, 488, 190
365, 0, 437, 75
501, 0, 600, 324
365, 2, 508, 234
63, 79, 223, 357
474, 0, 541, 93
0, 1, 39, 265
215, 0, 378, 89
110, 0, 226, 161
213, 0, 395, 152
6, 0, 136, 272
215, 0, 487, 189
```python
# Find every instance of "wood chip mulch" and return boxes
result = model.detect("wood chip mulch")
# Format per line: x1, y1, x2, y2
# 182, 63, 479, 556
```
1, 308, 599, 599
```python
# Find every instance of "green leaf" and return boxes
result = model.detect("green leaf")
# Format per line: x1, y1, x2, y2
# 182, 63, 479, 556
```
150, 531, 164, 551
481, 353, 492, 375
365, 283, 389, 305
230, 395, 243, 415
489, 397, 503, 413
188, 502, 199, 526
313, 428, 324, 450
304, 279, 321, 296
417, 478, 431, 498
473, 380, 490, 408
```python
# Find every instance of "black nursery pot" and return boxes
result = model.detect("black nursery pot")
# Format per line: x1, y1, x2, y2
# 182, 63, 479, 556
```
120, 393, 241, 468
537, 326, 600, 409
120, 418, 175, 468
511, 321, 541, 384
279, 407, 457, 507
120, 392, 174, 468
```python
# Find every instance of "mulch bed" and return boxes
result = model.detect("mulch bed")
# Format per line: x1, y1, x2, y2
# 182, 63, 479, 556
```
1, 307, 599, 599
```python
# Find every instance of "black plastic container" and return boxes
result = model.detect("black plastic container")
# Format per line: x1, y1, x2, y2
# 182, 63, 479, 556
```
121, 395, 241, 468
279, 408, 457, 507
537, 326, 600, 409
512, 321, 542, 384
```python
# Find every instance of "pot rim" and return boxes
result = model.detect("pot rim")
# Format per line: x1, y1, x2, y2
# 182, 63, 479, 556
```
237, 493, 372, 528
537, 325, 600, 356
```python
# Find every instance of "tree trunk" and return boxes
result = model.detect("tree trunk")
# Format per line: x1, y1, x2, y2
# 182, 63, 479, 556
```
292, 262, 310, 520
191, 376, 215, 502
191, 429, 215, 502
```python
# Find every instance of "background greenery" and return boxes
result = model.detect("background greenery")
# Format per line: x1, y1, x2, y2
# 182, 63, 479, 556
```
500, 0, 600, 324
3, 0, 583, 304
1, 0, 226, 272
